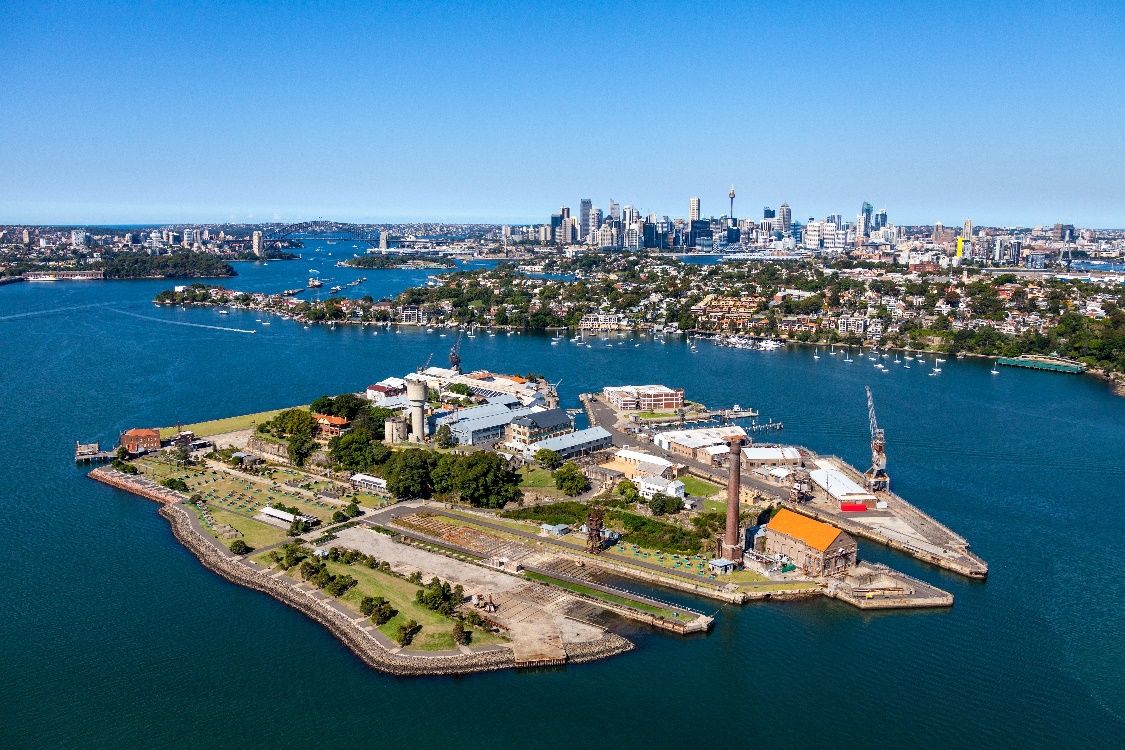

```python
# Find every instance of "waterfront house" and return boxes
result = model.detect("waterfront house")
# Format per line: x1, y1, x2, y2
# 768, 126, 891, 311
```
120, 428, 160, 454
314, 413, 350, 438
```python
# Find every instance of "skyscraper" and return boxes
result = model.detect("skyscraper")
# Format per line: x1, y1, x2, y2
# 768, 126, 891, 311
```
778, 203, 792, 231
251, 230, 263, 258
587, 207, 603, 242
763, 207, 775, 219
874, 208, 888, 231
579, 199, 592, 240
962, 219, 973, 240
859, 202, 874, 237
689, 197, 700, 222
609, 200, 620, 221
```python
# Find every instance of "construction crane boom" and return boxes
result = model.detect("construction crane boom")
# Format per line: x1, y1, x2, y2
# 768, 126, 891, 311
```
864, 386, 889, 492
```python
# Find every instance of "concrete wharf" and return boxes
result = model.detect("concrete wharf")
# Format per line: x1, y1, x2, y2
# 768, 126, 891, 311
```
583, 393, 988, 580
75, 441, 115, 464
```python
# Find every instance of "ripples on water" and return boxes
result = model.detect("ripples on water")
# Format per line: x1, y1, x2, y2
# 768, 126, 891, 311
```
1, 253, 1123, 747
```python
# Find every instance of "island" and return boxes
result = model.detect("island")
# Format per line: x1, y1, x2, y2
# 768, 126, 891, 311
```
82, 363, 985, 676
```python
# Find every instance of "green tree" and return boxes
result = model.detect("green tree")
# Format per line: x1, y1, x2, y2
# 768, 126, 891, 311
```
535, 448, 563, 470
385, 449, 438, 499
287, 434, 317, 466
396, 619, 420, 645
553, 462, 588, 496
229, 539, 250, 555
345, 502, 361, 517
453, 451, 522, 508
433, 424, 454, 449
447, 383, 472, 396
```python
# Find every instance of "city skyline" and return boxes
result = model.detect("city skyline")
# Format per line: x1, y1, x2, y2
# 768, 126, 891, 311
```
2, 1, 1123, 226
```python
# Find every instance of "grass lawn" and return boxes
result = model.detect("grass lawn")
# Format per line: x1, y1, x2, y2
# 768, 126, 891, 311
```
159, 406, 300, 439
681, 475, 722, 497
523, 571, 683, 620
206, 507, 289, 550
519, 467, 558, 489
636, 411, 677, 420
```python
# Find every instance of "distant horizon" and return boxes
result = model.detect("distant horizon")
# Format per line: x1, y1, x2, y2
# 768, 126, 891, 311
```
5, 217, 1125, 232
4, 2, 1124, 230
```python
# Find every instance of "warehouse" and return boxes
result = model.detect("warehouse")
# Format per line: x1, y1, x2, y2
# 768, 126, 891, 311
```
741, 446, 804, 470
527, 426, 613, 459
764, 508, 856, 576
809, 464, 877, 511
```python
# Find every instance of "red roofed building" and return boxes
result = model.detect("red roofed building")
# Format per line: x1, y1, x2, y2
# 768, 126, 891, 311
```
120, 428, 161, 453
314, 413, 350, 437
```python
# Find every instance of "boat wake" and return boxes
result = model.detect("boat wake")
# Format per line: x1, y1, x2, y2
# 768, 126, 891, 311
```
112, 309, 257, 334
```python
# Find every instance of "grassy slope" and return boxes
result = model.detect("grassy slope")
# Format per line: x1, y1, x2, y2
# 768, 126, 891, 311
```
159, 406, 300, 439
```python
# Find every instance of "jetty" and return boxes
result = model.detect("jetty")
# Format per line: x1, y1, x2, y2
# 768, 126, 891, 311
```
75, 441, 115, 464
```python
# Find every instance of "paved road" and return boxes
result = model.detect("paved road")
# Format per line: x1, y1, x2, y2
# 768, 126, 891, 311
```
584, 396, 788, 500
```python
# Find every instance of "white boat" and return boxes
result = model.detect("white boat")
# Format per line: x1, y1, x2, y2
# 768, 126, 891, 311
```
904, 364, 910, 369
219, 310, 229, 315
936, 357, 946, 363
551, 340, 558, 345
814, 348, 820, 360
261, 321, 270, 326
991, 367, 999, 374
933, 367, 942, 373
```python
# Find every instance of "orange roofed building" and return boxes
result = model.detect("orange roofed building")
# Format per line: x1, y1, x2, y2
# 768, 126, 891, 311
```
764, 508, 857, 576
313, 413, 350, 438
120, 428, 161, 453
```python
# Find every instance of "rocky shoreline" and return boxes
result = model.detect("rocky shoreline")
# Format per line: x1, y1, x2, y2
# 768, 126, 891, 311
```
158, 502, 633, 676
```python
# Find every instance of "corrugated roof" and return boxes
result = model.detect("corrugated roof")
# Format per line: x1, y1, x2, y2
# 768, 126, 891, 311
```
768, 508, 846, 552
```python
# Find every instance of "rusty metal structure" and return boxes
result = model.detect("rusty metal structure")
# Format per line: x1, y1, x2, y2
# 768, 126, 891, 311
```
585, 505, 605, 554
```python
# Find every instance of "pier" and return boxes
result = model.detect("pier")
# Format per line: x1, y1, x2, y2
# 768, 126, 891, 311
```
75, 441, 115, 464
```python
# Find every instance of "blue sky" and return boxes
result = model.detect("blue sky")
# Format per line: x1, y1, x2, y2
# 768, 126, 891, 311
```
2, 0, 1123, 227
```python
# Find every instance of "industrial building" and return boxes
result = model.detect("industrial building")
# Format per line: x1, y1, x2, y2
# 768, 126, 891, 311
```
654, 425, 747, 463
636, 475, 686, 501
446, 405, 539, 446
809, 459, 878, 511
763, 508, 857, 576
609, 448, 678, 480
603, 384, 684, 411
505, 408, 573, 448
740, 446, 804, 470
527, 426, 613, 459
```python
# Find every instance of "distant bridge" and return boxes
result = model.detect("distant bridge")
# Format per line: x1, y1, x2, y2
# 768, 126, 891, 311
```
264, 221, 381, 248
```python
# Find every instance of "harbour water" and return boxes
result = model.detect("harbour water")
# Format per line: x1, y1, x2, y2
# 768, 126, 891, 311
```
2, 252, 1124, 748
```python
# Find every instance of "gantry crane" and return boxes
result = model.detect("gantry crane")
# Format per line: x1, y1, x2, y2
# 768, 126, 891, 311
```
863, 386, 889, 492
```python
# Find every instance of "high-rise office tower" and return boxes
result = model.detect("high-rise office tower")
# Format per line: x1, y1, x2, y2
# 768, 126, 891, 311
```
579, 199, 592, 240
587, 207, 603, 242
763, 207, 775, 219
622, 205, 637, 226
962, 219, 973, 240
859, 202, 874, 237
609, 200, 620, 221
874, 209, 888, 231
252, 230, 263, 258
778, 203, 792, 231
689, 197, 700, 222
560, 206, 570, 220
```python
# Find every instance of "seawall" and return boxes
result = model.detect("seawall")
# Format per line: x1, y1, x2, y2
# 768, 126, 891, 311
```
90, 467, 632, 675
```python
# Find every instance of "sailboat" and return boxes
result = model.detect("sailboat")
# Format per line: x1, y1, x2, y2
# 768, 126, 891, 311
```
844, 352, 853, 362
814, 348, 820, 359
991, 364, 1000, 374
